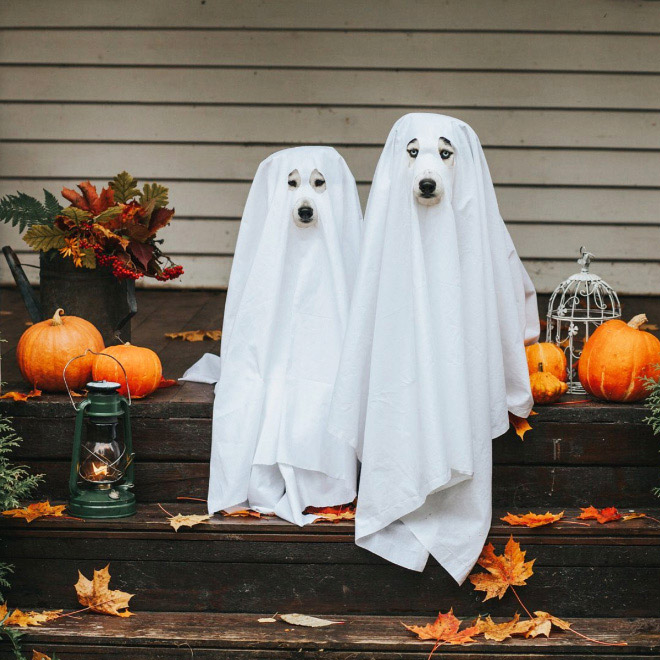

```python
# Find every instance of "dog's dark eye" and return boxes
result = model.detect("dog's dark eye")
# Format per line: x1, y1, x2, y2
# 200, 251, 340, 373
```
314, 179, 325, 187
288, 179, 298, 188
408, 148, 419, 158
440, 149, 453, 160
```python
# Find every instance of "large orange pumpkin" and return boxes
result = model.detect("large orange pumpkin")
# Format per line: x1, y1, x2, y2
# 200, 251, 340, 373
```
526, 342, 567, 382
92, 343, 162, 398
578, 313, 660, 402
16, 308, 104, 392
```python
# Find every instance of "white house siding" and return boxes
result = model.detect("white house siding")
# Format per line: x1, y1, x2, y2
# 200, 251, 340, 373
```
0, 0, 659, 293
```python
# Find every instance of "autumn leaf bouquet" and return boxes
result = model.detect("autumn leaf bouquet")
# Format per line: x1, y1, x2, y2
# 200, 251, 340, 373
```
0, 172, 183, 281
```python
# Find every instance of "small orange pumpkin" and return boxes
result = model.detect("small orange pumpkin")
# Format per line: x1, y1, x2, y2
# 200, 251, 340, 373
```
526, 342, 567, 382
530, 363, 568, 405
16, 308, 104, 392
92, 343, 162, 398
578, 313, 660, 402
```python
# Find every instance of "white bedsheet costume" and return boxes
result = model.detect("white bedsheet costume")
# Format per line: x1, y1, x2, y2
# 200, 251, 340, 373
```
183, 146, 362, 524
327, 114, 539, 582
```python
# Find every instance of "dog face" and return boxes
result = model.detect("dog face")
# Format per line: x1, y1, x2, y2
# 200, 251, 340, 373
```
288, 168, 327, 227
406, 136, 455, 206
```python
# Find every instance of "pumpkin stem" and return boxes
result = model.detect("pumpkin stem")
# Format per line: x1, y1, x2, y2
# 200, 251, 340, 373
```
538, 362, 544, 372
628, 314, 648, 330
51, 308, 65, 326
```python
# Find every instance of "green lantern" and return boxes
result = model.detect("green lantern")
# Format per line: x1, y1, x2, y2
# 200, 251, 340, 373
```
65, 353, 136, 519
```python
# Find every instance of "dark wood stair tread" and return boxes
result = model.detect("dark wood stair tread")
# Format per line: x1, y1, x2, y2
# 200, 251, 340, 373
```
2, 504, 660, 539
10, 613, 660, 656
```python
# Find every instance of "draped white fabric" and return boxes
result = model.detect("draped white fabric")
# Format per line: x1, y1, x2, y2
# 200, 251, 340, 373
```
327, 114, 539, 583
185, 146, 362, 524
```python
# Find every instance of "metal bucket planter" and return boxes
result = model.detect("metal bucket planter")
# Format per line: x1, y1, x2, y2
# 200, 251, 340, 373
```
3, 247, 136, 346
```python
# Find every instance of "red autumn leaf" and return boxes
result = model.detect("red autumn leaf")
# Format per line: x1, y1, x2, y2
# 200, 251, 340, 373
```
148, 207, 175, 235
157, 377, 178, 389
578, 505, 622, 524
128, 240, 155, 270
403, 609, 480, 646
501, 511, 564, 528
62, 181, 115, 215
0, 388, 41, 402
305, 501, 356, 523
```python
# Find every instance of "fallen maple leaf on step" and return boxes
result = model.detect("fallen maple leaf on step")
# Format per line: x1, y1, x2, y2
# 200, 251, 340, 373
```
305, 502, 356, 523
622, 512, 648, 522
501, 511, 564, 528
0, 388, 41, 402
280, 613, 344, 628
403, 609, 480, 646
523, 611, 572, 638
220, 509, 264, 518
157, 377, 178, 389
475, 613, 530, 641
2, 501, 66, 523
578, 505, 622, 524
468, 536, 535, 601
75, 565, 134, 617
32, 652, 52, 660
508, 412, 532, 440
165, 329, 222, 342
167, 513, 210, 532
2, 607, 62, 628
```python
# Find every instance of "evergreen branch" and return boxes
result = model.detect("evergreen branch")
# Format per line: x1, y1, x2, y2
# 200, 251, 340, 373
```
0, 191, 60, 233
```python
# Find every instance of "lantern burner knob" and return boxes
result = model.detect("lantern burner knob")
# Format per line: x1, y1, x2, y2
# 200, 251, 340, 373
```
87, 380, 121, 394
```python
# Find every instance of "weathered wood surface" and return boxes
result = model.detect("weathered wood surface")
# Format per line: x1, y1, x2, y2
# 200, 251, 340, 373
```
2, 613, 659, 660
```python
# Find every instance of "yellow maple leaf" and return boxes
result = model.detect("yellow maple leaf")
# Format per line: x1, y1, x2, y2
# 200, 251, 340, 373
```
3, 608, 62, 628
468, 536, 535, 601
220, 509, 263, 519
0, 388, 41, 402
501, 511, 564, 528
2, 501, 67, 523
475, 613, 530, 641
167, 513, 210, 532
32, 652, 52, 660
524, 611, 572, 638
165, 329, 221, 342
622, 512, 647, 522
74, 565, 134, 618
508, 412, 533, 440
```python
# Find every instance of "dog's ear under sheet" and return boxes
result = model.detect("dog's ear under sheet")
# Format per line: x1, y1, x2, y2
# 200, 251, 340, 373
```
327, 113, 538, 583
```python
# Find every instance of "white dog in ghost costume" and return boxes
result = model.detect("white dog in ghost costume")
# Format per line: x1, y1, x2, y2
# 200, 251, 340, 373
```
183, 146, 362, 524
328, 114, 539, 583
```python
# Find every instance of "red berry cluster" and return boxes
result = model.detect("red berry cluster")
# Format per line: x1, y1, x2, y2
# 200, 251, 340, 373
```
156, 265, 184, 281
93, 245, 142, 280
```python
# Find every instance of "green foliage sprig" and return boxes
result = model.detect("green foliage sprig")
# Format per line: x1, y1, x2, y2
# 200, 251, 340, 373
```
643, 375, 660, 497
0, 190, 61, 233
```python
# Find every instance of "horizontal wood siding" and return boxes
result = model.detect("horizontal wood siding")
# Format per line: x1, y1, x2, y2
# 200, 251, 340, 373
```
0, 0, 658, 293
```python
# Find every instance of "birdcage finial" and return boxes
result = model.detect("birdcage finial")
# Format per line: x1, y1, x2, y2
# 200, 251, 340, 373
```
577, 246, 595, 272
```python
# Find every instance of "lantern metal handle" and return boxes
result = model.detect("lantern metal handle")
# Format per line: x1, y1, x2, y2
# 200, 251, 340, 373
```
63, 349, 131, 411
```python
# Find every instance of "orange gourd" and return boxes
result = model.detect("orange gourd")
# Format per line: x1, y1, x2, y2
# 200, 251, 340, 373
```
16, 308, 104, 392
530, 363, 568, 405
92, 343, 162, 398
526, 342, 567, 382
578, 314, 660, 402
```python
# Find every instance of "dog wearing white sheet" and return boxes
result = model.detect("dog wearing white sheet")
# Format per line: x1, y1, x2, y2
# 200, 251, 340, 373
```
327, 114, 539, 582
202, 146, 362, 524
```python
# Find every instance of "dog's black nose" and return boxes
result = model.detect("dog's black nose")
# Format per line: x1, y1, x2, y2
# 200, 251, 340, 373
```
297, 206, 314, 221
419, 178, 437, 195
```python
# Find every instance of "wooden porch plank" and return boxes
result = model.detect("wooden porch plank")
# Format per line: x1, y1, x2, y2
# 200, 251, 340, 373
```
4, 613, 660, 654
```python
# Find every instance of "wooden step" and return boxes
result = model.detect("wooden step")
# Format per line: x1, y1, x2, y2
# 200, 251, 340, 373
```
1, 612, 658, 659
2, 505, 659, 618
2, 384, 659, 507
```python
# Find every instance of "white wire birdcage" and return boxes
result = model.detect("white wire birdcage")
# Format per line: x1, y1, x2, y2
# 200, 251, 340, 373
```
546, 247, 621, 393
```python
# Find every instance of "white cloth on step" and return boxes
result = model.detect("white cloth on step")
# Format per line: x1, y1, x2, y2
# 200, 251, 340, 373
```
327, 114, 539, 583
180, 353, 222, 385
185, 146, 362, 524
